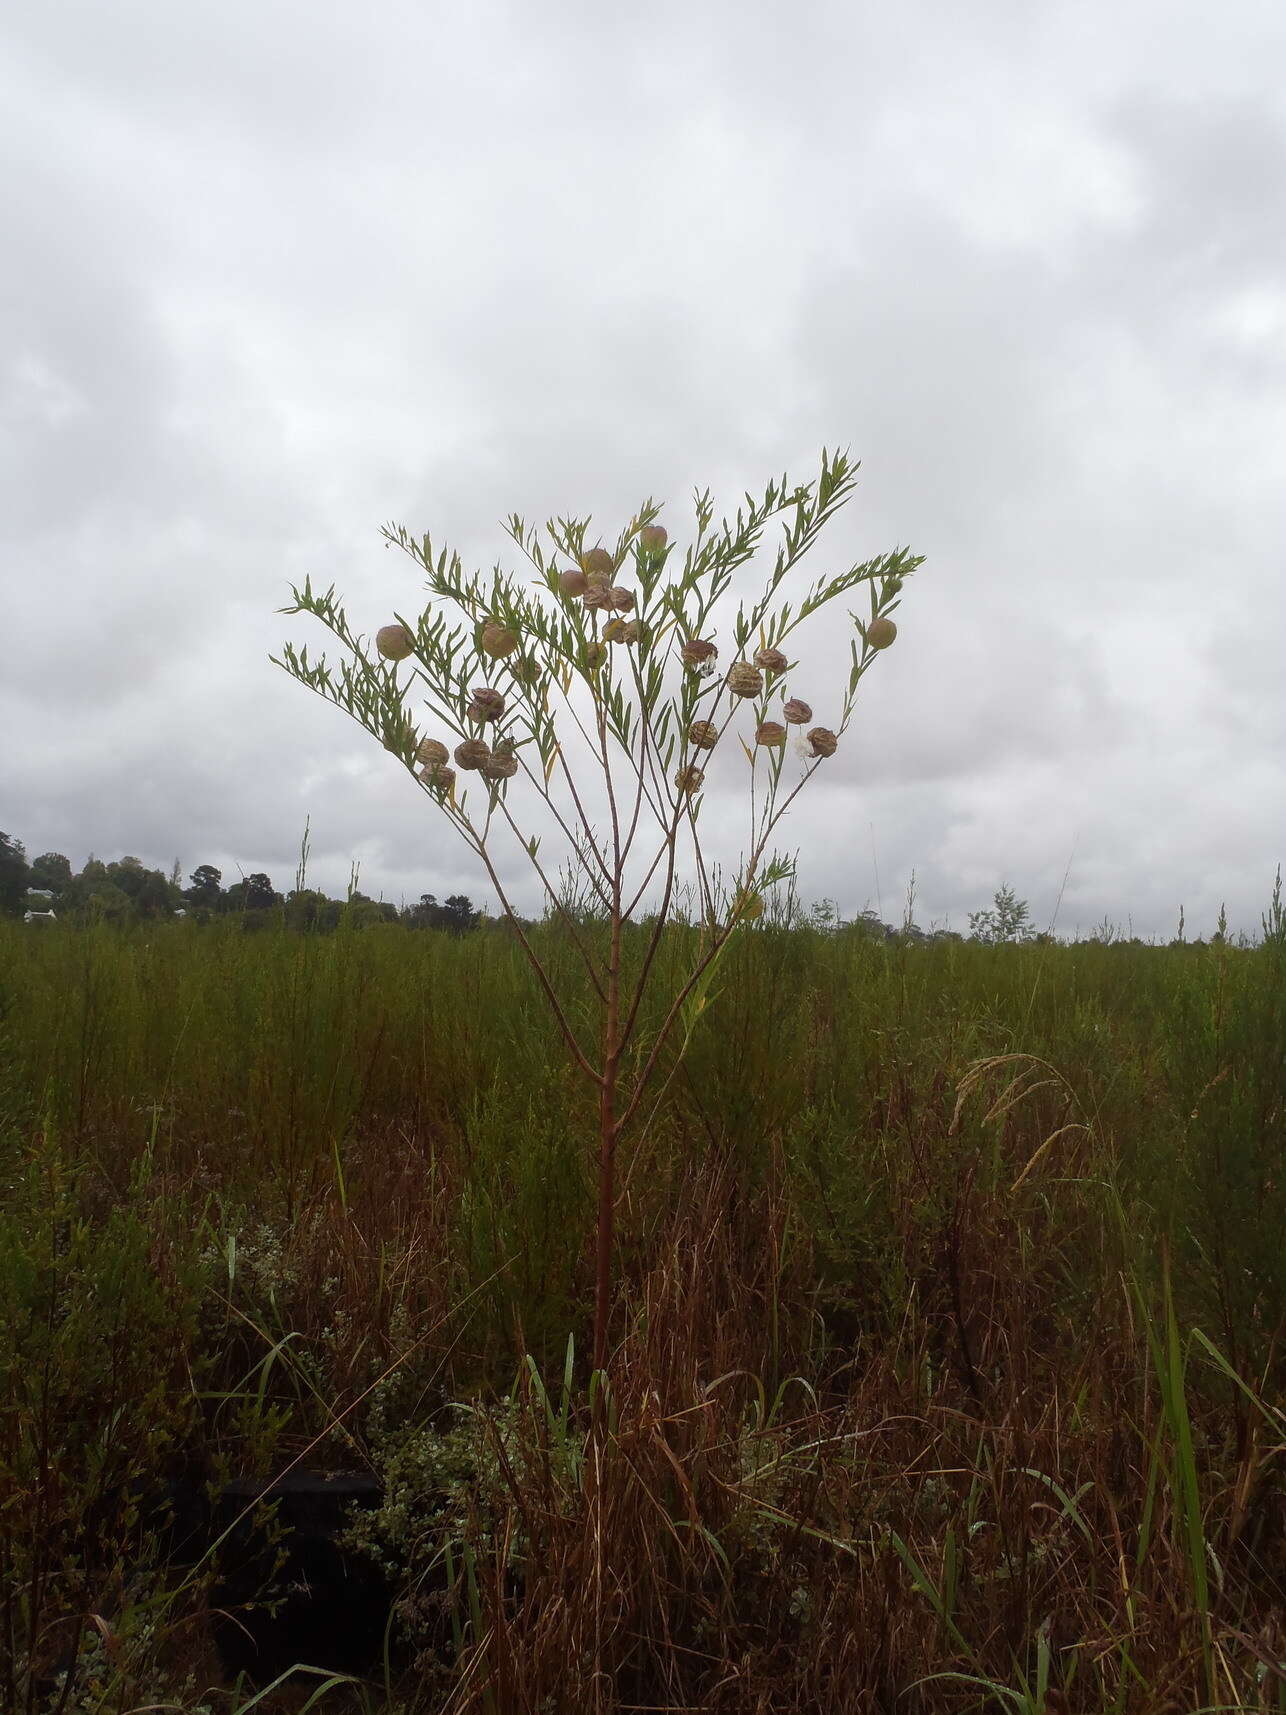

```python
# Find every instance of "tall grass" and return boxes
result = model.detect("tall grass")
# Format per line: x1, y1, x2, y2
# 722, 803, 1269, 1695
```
1, 915, 1284, 1709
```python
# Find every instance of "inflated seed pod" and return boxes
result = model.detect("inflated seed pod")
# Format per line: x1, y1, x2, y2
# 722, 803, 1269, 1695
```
639, 524, 667, 552
726, 661, 763, 698
481, 750, 519, 781
419, 762, 456, 792
682, 638, 718, 669
673, 764, 705, 794
754, 646, 788, 674
481, 621, 519, 658
755, 721, 786, 747
582, 584, 613, 612
867, 616, 897, 650
603, 616, 628, 643
736, 892, 765, 922
376, 624, 415, 661
782, 698, 812, 725
608, 586, 635, 612
581, 548, 616, 580
621, 619, 641, 644
584, 641, 607, 669
467, 687, 506, 723
807, 727, 838, 758
688, 720, 719, 749
512, 656, 542, 686
416, 737, 449, 767
454, 738, 491, 771
559, 567, 589, 597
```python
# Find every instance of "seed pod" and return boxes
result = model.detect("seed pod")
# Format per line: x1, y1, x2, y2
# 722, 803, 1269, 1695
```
736, 891, 765, 922
454, 738, 491, 771
726, 661, 763, 698
621, 619, 642, 644
584, 641, 606, 669
512, 656, 542, 686
481, 621, 519, 658
608, 586, 635, 612
639, 524, 667, 552
682, 637, 718, 669
754, 646, 789, 675
807, 727, 838, 758
481, 749, 519, 781
416, 737, 449, 767
867, 616, 897, 650
419, 762, 455, 793
559, 567, 588, 597
688, 720, 719, 750
674, 764, 705, 795
583, 584, 613, 612
467, 687, 506, 723
376, 623, 415, 661
782, 698, 812, 725
755, 721, 786, 747
581, 548, 616, 580
603, 616, 628, 643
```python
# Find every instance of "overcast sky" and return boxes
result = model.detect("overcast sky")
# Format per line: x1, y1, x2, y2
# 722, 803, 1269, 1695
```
3, 0, 1283, 940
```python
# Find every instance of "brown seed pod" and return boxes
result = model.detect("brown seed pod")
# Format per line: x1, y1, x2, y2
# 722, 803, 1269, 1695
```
419, 762, 455, 793
558, 567, 588, 597
376, 623, 415, 661
682, 637, 718, 669
466, 687, 506, 723
582, 584, 613, 612
755, 721, 786, 747
608, 586, 635, 612
807, 727, 838, 758
603, 617, 628, 643
584, 641, 606, 669
754, 646, 789, 675
867, 616, 897, 650
674, 764, 705, 795
454, 738, 491, 771
726, 661, 763, 698
581, 548, 616, 580
782, 698, 812, 725
639, 524, 667, 552
512, 656, 542, 686
621, 619, 642, 644
481, 621, 519, 658
688, 720, 719, 750
416, 737, 449, 767
481, 749, 518, 781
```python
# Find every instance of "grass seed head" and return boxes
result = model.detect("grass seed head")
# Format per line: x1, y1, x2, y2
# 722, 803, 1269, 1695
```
867, 616, 897, 650
376, 623, 415, 661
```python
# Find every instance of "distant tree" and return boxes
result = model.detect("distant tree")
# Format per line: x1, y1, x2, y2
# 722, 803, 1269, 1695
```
29, 852, 73, 893
0, 833, 29, 915
968, 882, 1036, 945
134, 869, 174, 918
108, 856, 148, 901
186, 864, 224, 911
404, 892, 479, 933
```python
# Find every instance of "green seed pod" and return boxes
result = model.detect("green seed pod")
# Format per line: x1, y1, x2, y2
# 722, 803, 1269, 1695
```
682, 638, 718, 669
416, 737, 450, 767
481, 621, 519, 659
755, 721, 786, 747
807, 727, 838, 758
674, 764, 705, 795
782, 698, 812, 725
736, 891, 765, 922
467, 687, 506, 723
639, 524, 667, 553
376, 624, 415, 661
754, 646, 789, 675
608, 586, 635, 612
867, 616, 897, 650
584, 641, 606, 669
603, 616, 628, 643
726, 661, 763, 698
512, 655, 542, 686
454, 738, 491, 771
581, 548, 615, 580
559, 567, 589, 597
688, 720, 719, 749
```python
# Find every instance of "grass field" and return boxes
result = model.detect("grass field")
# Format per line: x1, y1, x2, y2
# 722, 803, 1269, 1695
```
3, 910, 1285, 1712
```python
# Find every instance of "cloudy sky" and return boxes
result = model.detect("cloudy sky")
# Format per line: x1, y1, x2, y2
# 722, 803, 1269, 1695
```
3, 0, 1283, 940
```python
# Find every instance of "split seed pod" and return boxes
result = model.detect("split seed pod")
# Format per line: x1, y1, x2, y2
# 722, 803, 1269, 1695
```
639, 524, 667, 552
559, 567, 588, 597
682, 638, 718, 669
726, 661, 763, 699
608, 586, 635, 612
454, 738, 491, 771
688, 720, 719, 750
419, 762, 455, 793
481, 749, 518, 782
416, 738, 449, 767
782, 698, 812, 725
481, 621, 519, 659
467, 687, 506, 723
674, 764, 705, 795
621, 619, 641, 644
603, 617, 628, 643
581, 548, 616, 580
867, 616, 897, 650
755, 721, 786, 747
376, 624, 415, 661
583, 585, 613, 612
807, 727, 838, 758
754, 646, 789, 675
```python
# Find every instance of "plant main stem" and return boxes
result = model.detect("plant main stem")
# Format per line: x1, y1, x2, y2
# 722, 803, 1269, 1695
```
593, 907, 622, 1375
